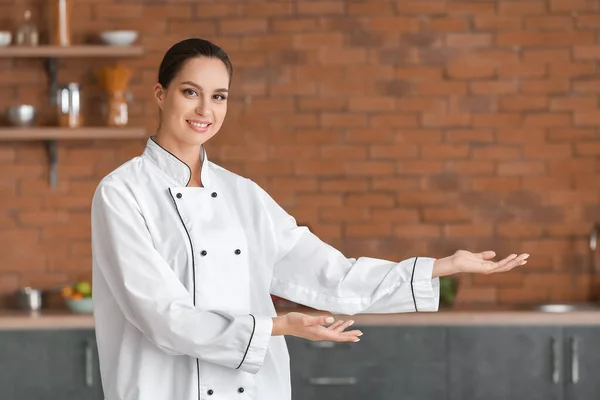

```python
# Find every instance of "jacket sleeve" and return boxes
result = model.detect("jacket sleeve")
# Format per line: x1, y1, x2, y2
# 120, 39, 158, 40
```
91, 179, 272, 374
251, 180, 440, 316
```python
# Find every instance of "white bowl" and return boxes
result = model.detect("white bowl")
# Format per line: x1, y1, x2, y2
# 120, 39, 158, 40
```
100, 30, 138, 46
0, 31, 12, 47
7, 105, 36, 127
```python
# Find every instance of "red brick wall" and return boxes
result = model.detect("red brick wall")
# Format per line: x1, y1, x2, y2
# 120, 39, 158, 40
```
0, 0, 598, 308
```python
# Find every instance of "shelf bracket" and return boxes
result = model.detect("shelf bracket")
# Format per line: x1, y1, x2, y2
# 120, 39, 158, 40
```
46, 140, 58, 187
43, 57, 59, 105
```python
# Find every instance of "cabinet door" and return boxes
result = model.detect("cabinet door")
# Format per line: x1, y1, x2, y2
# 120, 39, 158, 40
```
448, 326, 563, 400
563, 326, 600, 400
287, 326, 447, 400
0, 329, 103, 400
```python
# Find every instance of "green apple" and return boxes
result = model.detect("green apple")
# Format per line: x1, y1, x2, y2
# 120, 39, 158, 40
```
75, 281, 92, 297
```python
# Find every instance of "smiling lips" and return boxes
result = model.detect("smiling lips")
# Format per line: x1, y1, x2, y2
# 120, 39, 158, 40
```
187, 119, 212, 133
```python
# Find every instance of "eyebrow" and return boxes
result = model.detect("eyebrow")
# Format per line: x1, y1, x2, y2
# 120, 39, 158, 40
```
180, 81, 228, 93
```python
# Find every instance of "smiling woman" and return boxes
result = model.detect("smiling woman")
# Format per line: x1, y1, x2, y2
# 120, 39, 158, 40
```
90, 37, 529, 400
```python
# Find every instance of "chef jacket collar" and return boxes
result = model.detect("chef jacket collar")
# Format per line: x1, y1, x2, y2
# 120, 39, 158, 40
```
143, 136, 212, 188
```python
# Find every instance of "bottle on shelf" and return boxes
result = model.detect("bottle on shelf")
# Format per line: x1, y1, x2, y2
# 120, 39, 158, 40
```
15, 9, 39, 46
50, 0, 72, 46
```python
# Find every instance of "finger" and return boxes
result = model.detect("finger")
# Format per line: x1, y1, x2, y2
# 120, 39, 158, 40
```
305, 315, 335, 327
332, 319, 354, 333
341, 329, 363, 338
326, 320, 345, 330
475, 250, 496, 260
492, 254, 529, 273
490, 253, 518, 270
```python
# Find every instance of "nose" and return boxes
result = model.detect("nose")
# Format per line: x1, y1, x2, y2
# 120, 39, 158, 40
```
195, 96, 210, 115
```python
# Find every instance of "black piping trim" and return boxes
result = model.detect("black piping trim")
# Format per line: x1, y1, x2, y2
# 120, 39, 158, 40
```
410, 257, 418, 312
236, 314, 256, 370
168, 188, 199, 399
150, 136, 193, 187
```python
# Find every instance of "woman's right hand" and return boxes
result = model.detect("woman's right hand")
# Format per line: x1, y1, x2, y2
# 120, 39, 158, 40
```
272, 312, 363, 342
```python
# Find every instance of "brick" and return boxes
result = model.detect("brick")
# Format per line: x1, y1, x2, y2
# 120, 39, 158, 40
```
193, 3, 239, 17
574, 112, 600, 126
321, 207, 371, 222
523, 49, 571, 63
471, 81, 519, 94
371, 178, 421, 191
499, 1, 546, 15
347, 222, 393, 238
422, 145, 470, 159
446, 59, 495, 79
366, 17, 421, 32
370, 114, 419, 128
549, 62, 595, 77
397, 1, 447, 13
524, 113, 572, 127
396, 98, 446, 112
444, 224, 494, 238
94, 4, 143, 19
421, 113, 472, 127
321, 114, 367, 128
272, 18, 318, 33
319, 48, 367, 64
297, 1, 345, 15
446, 33, 493, 47
498, 162, 546, 176
423, 17, 471, 32
348, 1, 396, 15
423, 207, 471, 223
474, 15, 523, 30
448, 2, 497, 14
521, 79, 570, 94
349, 97, 395, 111
472, 146, 521, 160
499, 95, 548, 111
575, 142, 600, 156
445, 129, 494, 143
394, 225, 442, 239
414, 81, 468, 95
369, 145, 419, 159
573, 46, 600, 60
550, 0, 599, 11
396, 66, 443, 81
395, 129, 443, 144
240, 2, 293, 17
320, 179, 369, 192
525, 16, 575, 30
293, 33, 343, 48
577, 14, 600, 28
344, 161, 396, 176
346, 129, 395, 143
471, 177, 521, 191
320, 145, 367, 160
547, 128, 597, 141
298, 98, 346, 112
497, 32, 595, 46
347, 193, 396, 207
550, 96, 598, 111
294, 160, 345, 176
446, 161, 495, 175
523, 144, 572, 159
219, 19, 268, 35
498, 62, 546, 78
397, 161, 444, 175
168, 21, 217, 36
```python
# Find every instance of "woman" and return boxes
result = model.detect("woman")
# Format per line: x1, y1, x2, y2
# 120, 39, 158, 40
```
91, 38, 529, 400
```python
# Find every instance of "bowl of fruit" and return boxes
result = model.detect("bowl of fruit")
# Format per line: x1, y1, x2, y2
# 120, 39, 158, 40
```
62, 281, 93, 314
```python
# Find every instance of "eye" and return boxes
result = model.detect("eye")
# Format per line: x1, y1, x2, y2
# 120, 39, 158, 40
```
182, 88, 197, 97
213, 94, 227, 101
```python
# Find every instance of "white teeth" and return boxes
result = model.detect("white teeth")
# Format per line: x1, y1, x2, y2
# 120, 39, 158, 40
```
188, 121, 209, 128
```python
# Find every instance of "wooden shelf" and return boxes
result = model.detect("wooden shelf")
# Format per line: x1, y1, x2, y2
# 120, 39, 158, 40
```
0, 45, 144, 58
0, 127, 148, 141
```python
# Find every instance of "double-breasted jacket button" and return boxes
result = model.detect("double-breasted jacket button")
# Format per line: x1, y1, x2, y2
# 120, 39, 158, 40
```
207, 389, 214, 395
200, 250, 208, 256
211, 192, 218, 198
176, 193, 182, 199
235, 249, 241, 255
238, 387, 245, 393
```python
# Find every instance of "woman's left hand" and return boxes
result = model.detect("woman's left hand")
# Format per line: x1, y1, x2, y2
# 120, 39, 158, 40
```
432, 250, 529, 278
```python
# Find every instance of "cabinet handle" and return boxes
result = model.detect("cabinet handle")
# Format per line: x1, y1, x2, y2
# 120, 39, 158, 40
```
551, 336, 561, 384
571, 336, 580, 384
308, 377, 357, 386
85, 341, 93, 387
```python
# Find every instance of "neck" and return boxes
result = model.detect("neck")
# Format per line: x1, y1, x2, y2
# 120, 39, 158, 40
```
154, 133, 203, 187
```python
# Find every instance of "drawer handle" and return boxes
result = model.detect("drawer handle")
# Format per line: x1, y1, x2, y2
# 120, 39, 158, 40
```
85, 341, 93, 387
551, 336, 561, 384
308, 377, 357, 386
571, 336, 579, 384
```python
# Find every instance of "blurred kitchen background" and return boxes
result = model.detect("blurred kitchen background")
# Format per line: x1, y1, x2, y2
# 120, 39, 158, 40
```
2, 0, 600, 399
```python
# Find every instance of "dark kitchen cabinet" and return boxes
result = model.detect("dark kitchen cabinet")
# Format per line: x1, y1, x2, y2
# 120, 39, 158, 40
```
447, 326, 563, 400
287, 326, 447, 400
0, 329, 103, 400
563, 326, 600, 400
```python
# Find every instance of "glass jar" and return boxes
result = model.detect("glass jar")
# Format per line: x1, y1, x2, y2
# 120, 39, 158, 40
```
106, 91, 128, 127
15, 10, 39, 46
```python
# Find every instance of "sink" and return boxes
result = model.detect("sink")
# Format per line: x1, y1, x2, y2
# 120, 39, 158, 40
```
532, 302, 600, 313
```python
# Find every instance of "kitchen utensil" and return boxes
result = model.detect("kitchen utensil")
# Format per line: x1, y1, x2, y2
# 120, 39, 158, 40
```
15, 287, 42, 311
7, 105, 36, 126
57, 82, 81, 127
66, 297, 93, 314
0, 31, 12, 46
99, 30, 138, 46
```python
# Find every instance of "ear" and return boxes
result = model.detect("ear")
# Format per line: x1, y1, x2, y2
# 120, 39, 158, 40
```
153, 83, 166, 109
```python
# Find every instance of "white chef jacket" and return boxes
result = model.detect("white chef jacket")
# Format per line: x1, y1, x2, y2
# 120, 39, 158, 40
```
91, 136, 440, 400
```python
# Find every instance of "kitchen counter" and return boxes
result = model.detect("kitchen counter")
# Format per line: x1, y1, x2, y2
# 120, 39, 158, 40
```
2, 306, 600, 330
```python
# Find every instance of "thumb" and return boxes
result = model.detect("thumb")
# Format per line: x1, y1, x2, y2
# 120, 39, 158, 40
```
475, 250, 496, 260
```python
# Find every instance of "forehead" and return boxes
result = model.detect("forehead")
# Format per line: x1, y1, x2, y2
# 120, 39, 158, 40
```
175, 57, 229, 88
